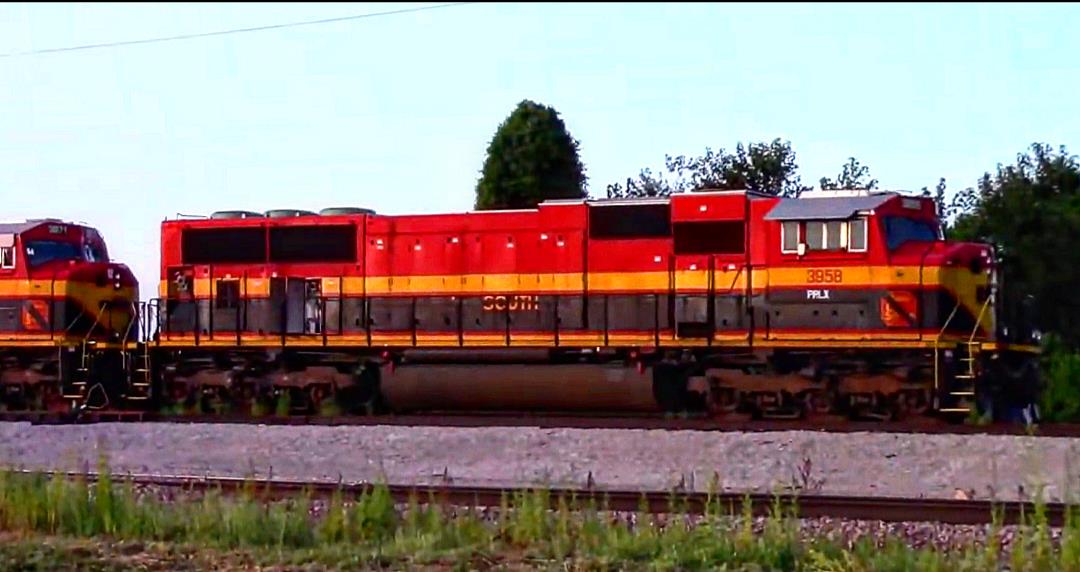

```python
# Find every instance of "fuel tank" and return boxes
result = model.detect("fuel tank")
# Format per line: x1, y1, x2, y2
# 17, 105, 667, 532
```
379, 362, 661, 412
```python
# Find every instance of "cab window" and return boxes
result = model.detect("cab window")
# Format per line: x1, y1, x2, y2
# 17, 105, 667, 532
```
805, 221, 825, 250
83, 242, 107, 263
780, 221, 800, 253
24, 241, 82, 267
0, 246, 14, 269
805, 221, 847, 252
848, 218, 867, 252
782, 217, 869, 254
884, 217, 940, 250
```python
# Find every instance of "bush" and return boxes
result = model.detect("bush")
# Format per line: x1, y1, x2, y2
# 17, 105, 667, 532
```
1039, 335, 1080, 422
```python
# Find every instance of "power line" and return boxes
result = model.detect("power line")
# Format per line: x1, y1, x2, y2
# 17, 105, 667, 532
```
0, 2, 475, 58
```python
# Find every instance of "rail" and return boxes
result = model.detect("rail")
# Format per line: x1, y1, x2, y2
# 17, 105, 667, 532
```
9, 469, 1069, 526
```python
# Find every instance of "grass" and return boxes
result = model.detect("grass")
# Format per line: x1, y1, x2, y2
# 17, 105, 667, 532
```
3, 462, 1080, 570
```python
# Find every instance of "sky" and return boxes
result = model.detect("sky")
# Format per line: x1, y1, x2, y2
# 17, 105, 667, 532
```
1, 2, 1079, 300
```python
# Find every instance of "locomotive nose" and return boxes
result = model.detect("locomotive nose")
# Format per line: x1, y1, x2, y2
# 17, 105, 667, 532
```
942, 243, 995, 275
94, 263, 139, 293
82, 263, 140, 339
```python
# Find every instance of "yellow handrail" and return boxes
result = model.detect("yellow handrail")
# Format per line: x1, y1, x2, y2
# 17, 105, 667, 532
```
933, 301, 962, 398
969, 294, 993, 344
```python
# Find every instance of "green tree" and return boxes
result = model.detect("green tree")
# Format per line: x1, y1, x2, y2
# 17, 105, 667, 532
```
950, 143, 1080, 348
918, 177, 950, 227
605, 168, 675, 199
819, 157, 879, 191
607, 138, 812, 198
475, 100, 587, 210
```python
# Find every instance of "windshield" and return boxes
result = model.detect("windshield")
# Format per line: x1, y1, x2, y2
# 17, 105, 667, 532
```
24, 240, 83, 267
884, 217, 941, 250
84, 242, 106, 262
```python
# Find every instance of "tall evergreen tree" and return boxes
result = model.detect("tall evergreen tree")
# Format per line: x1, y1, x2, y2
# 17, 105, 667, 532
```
475, 100, 587, 210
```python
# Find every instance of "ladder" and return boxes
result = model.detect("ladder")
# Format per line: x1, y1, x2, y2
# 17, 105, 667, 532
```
937, 294, 994, 415
61, 347, 90, 400
122, 302, 152, 401
62, 310, 104, 402
126, 345, 152, 401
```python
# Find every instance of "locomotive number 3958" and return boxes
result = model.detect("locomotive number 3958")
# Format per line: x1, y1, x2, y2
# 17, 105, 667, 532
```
807, 269, 843, 283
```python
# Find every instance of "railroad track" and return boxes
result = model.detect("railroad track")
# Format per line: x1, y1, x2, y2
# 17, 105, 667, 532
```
0, 409, 1074, 437
12, 469, 1070, 527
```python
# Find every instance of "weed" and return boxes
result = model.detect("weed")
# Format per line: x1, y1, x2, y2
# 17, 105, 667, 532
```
3, 464, 1080, 570
274, 390, 292, 417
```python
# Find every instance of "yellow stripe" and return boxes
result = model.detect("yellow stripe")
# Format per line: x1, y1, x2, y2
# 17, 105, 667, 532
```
166, 265, 973, 298
0, 337, 83, 347
0, 280, 136, 301
147, 332, 967, 349
760, 266, 939, 287
0, 280, 71, 297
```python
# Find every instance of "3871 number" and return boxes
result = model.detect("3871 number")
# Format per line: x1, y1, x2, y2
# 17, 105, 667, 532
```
807, 269, 843, 283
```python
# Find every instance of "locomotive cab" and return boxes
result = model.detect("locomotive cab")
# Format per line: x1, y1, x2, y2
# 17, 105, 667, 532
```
0, 220, 138, 342
766, 191, 993, 342
0, 219, 139, 411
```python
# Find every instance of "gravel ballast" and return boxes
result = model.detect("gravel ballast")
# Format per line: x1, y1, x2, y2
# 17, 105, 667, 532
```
2, 421, 1079, 502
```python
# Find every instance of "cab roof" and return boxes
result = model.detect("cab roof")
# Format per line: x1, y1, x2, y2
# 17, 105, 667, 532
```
0, 219, 71, 235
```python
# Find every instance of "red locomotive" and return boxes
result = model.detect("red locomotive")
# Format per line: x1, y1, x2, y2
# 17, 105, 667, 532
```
0, 219, 140, 411
134, 189, 1039, 421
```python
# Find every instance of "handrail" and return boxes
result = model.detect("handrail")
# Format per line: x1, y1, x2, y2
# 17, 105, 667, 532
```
81, 306, 105, 346
936, 301, 962, 341
932, 301, 962, 399
60, 308, 87, 337
120, 302, 138, 347
969, 294, 993, 344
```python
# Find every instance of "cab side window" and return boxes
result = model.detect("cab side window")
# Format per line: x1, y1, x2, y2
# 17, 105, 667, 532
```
780, 221, 800, 253
848, 218, 867, 252
781, 217, 869, 254
0, 234, 14, 269
805, 222, 825, 250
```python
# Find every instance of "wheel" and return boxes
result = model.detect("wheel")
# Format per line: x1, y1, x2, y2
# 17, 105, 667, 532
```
708, 386, 739, 416
802, 389, 834, 416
